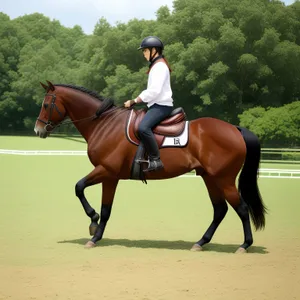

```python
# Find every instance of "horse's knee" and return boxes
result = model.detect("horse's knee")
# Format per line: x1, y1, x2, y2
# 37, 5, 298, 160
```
75, 178, 86, 197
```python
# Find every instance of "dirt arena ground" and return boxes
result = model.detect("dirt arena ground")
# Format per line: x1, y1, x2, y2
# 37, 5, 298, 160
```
1, 243, 299, 300
0, 139, 299, 299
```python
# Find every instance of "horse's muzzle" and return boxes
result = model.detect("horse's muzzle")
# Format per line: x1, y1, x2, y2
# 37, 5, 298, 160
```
34, 126, 50, 139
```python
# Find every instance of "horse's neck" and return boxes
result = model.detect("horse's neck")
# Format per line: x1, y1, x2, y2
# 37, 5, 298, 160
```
62, 90, 99, 141
88, 107, 127, 147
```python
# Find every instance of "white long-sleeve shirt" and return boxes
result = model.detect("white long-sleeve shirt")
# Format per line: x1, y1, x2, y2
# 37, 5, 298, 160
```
138, 61, 173, 108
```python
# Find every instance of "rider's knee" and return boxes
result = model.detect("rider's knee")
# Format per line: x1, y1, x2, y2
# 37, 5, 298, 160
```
137, 124, 148, 136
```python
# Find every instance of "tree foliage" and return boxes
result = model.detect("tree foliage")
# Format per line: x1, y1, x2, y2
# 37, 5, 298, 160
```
0, 0, 299, 146
239, 101, 300, 146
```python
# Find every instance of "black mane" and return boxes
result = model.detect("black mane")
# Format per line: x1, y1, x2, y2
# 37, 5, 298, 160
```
54, 84, 112, 103
54, 84, 127, 118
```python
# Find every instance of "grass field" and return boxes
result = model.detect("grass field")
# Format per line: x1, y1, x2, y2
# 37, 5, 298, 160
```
0, 136, 299, 299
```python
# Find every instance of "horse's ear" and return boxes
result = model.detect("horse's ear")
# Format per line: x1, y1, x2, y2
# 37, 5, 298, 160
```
46, 80, 55, 91
40, 82, 48, 90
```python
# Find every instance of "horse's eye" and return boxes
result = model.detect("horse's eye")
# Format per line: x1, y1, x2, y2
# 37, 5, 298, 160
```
44, 103, 49, 109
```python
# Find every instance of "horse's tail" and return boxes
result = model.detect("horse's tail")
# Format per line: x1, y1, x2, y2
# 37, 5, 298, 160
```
237, 126, 267, 230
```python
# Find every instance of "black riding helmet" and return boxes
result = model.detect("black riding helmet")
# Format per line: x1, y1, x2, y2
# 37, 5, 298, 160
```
138, 36, 164, 62
138, 36, 164, 50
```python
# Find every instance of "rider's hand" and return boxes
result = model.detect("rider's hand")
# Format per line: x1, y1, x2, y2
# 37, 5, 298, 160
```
124, 100, 135, 108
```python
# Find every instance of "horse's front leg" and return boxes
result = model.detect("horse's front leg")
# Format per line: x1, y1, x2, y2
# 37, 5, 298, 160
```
85, 179, 119, 248
75, 166, 118, 244
75, 175, 100, 232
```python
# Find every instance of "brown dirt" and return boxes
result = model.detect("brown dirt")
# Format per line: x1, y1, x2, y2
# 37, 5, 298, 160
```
1, 239, 299, 300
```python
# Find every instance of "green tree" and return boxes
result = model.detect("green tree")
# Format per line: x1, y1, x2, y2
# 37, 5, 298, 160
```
103, 65, 147, 103
239, 102, 300, 146
1, 0, 300, 142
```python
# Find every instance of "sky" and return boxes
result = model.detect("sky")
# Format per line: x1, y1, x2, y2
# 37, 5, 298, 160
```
0, 0, 296, 35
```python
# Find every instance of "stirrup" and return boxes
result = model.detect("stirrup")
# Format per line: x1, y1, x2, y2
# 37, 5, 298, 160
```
143, 159, 164, 172
135, 159, 149, 164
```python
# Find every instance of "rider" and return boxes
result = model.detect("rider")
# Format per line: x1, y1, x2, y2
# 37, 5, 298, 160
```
124, 36, 174, 172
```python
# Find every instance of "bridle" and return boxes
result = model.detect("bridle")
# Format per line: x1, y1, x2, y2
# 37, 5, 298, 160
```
37, 92, 96, 133
37, 93, 64, 132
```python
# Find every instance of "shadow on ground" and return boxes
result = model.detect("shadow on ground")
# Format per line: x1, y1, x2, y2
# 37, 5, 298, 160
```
58, 238, 268, 254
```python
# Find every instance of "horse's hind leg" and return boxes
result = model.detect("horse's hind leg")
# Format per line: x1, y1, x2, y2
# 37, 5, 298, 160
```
222, 182, 253, 253
191, 175, 228, 251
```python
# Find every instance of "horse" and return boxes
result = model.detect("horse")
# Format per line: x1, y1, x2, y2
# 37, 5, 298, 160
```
34, 80, 267, 253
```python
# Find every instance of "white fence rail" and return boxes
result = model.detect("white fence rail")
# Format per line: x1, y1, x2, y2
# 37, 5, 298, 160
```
1, 149, 300, 179
0, 149, 86, 156
256, 168, 300, 179
180, 170, 300, 179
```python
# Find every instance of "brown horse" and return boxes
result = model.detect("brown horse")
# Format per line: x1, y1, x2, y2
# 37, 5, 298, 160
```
34, 80, 266, 252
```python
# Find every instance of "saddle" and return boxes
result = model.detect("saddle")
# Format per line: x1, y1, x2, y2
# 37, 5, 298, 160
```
127, 107, 188, 183
126, 107, 187, 148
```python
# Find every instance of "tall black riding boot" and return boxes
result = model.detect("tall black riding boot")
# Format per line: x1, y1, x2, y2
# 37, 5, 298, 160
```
136, 104, 174, 172
138, 132, 164, 172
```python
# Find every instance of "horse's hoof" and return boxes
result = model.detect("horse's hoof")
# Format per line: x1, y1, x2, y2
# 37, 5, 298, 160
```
235, 247, 247, 254
84, 241, 96, 249
190, 244, 203, 252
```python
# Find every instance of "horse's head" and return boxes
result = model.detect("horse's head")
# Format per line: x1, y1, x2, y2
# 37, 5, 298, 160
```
34, 80, 67, 138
